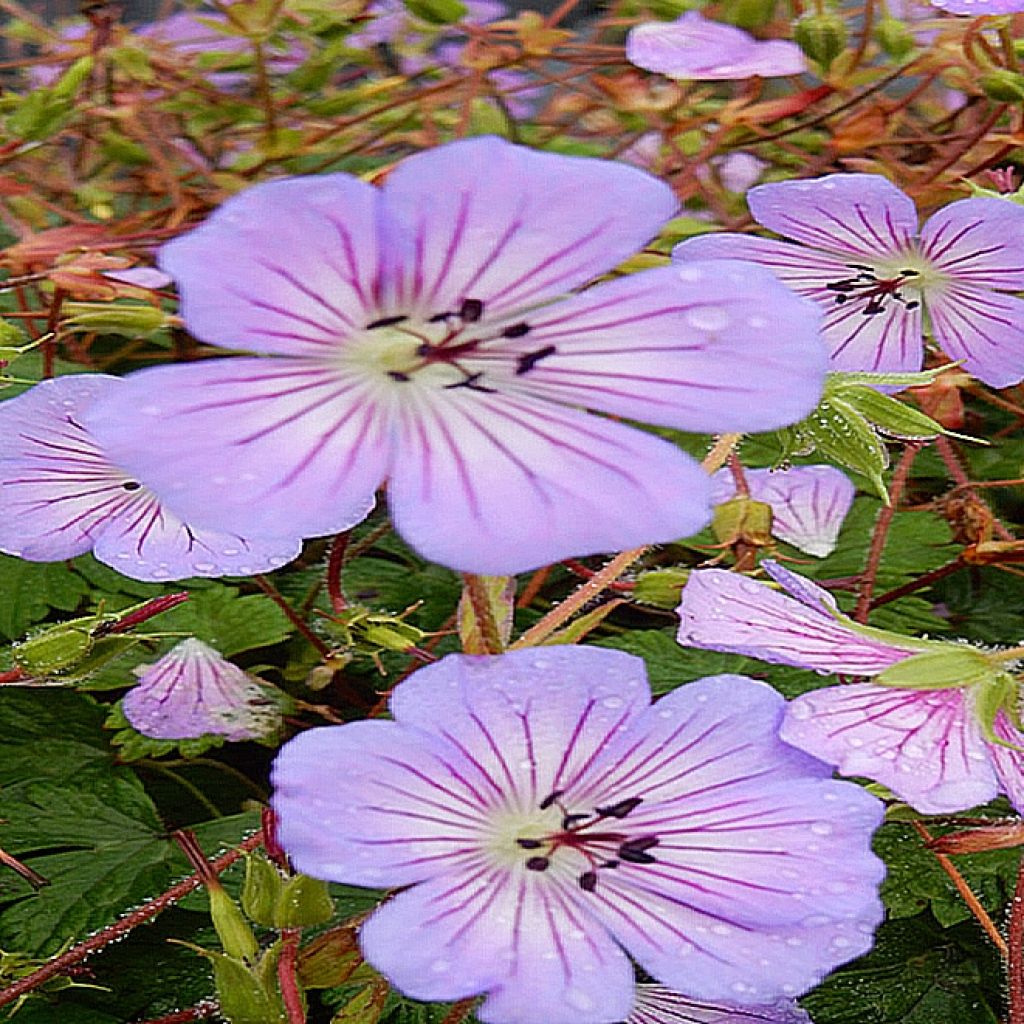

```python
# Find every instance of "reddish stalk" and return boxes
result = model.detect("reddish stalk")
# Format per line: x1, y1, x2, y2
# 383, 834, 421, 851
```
912, 821, 1008, 959
252, 575, 331, 657
277, 928, 305, 1024
0, 833, 263, 1009
133, 1004, 219, 1024
326, 531, 351, 614
1009, 855, 1024, 1023
853, 443, 923, 623
935, 435, 1014, 542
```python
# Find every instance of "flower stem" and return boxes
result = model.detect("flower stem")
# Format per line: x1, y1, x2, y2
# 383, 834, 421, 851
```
439, 998, 478, 1024
912, 821, 1008, 959
278, 927, 305, 1024
854, 442, 922, 623
253, 575, 331, 657
326, 530, 351, 614
1009, 856, 1024, 1023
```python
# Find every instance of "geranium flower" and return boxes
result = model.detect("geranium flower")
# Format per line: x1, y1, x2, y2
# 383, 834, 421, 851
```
626, 13, 806, 81
710, 465, 855, 557
123, 637, 281, 741
84, 137, 827, 574
675, 561, 1024, 813
271, 646, 884, 1023
627, 985, 811, 1023
0, 375, 301, 581
931, 0, 1024, 13
674, 173, 1024, 386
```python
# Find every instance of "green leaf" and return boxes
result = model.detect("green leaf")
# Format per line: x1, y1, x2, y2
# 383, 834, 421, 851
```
801, 914, 1003, 1023
0, 555, 90, 640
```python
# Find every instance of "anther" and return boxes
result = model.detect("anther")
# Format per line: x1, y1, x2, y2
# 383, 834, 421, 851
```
539, 790, 564, 810
366, 315, 408, 329
515, 345, 557, 376
618, 836, 659, 864
459, 298, 484, 323
595, 797, 643, 819
444, 372, 497, 393
387, 371, 412, 382
578, 871, 598, 892
502, 322, 531, 339
526, 856, 551, 872
561, 812, 590, 829
122, 481, 142, 491
516, 838, 544, 849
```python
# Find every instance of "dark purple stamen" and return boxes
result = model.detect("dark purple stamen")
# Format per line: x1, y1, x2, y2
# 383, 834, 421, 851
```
444, 372, 497, 393
526, 856, 550, 872
578, 871, 598, 892
618, 836, 659, 864
122, 480, 142, 491
539, 790, 564, 810
387, 370, 411, 382
825, 265, 920, 318
595, 796, 643, 819
515, 345, 557, 375
459, 298, 484, 323
502, 321, 531, 339
516, 838, 544, 849
366, 314, 408, 329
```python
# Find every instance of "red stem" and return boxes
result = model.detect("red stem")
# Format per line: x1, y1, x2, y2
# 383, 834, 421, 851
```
0, 833, 263, 1009
853, 443, 922, 623
277, 928, 305, 1024
252, 575, 330, 657
133, 1003, 219, 1024
1009, 855, 1024, 1023
326, 531, 350, 615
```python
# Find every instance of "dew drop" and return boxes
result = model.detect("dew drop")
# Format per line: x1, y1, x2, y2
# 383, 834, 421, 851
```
565, 988, 596, 1012
686, 306, 731, 332
602, 696, 624, 709
810, 821, 834, 836
788, 703, 812, 721
430, 959, 451, 973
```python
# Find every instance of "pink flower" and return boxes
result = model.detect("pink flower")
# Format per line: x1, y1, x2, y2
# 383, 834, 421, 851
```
675, 173, 1024, 386
627, 13, 806, 81
676, 561, 1024, 813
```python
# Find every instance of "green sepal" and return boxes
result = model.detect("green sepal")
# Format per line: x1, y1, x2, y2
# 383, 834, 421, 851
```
875, 646, 997, 691
972, 672, 1023, 751
785, 395, 890, 500
0, 319, 28, 349
13, 615, 106, 675
209, 948, 288, 1024
793, 9, 847, 70
242, 853, 283, 927
873, 15, 915, 59
274, 873, 335, 928
835, 385, 949, 441
827, 366, 960, 390
296, 926, 361, 989
210, 885, 261, 963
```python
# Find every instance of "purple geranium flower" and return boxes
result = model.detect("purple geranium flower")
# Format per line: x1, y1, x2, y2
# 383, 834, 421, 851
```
84, 137, 827, 574
675, 173, 1024, 386
272, 646, 884, 1023
931, 0, 1024, 12
626, 13, 806, 81
123, 637, 280, 740
0, 375, 301, 581
676, 561, 1024, 813
711, 465, 855, 557
627, 985, 811, 1023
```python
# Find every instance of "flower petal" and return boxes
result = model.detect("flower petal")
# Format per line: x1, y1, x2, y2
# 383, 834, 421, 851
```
625, 13, 805, 80
359, 871, 635, 1024
0, 375, 300, 580
387, 389, 712, 574
389, 647, 652, 809
919, 197, 1024, 290
986, 711, 1024, 816
675, 568, 912, 675
380, 136, 678, 319
123, 638, 280, 740
628, 985, 812, 1024
781, 684, 1000, 814
159, 174, 395, 356
926, 284, 1024, 389
931, 0, 1024, 11
553, 677, 884, 1005
83, 358, 385, 539
745, 175, 919, 258
508, 263, 827, 434
272, 719, 505, 888
711, 466, 855, 557
673, 235, 923, 374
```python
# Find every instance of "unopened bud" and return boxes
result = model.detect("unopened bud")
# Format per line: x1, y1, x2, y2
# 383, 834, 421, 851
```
632, 568, 690, 609
980, 69, 1024, 104
403, 0, 468, 23
721, 0, 778, 30
873, 16, 915, 60
297, 926, 361, 989
711, 496, 773, 548
274, 874, 334, 928
793, 10, 848, 71
210, 951, 285, 1024
241, 854, 283, 927
14, 619, 97, 675
62, 302, 171, 338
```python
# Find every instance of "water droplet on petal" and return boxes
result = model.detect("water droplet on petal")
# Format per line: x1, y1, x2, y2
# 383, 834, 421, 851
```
565, 989, 595, 1012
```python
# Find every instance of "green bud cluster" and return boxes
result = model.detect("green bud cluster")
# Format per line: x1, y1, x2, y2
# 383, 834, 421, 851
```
793, 9, 847, 71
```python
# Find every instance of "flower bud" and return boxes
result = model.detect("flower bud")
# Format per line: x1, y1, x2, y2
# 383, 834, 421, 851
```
402, 0, 468, 23
62, 302, 171, 338
296, 926, 361, 989
632, 568, 690, 609
209, 950, 286, 1024
793, 10, 848, 71
14, 618, 98, 675
873, 16, 915, 60
720, 0, 778, 29
980, 69, 1024, 104
711, 496, 774, 548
